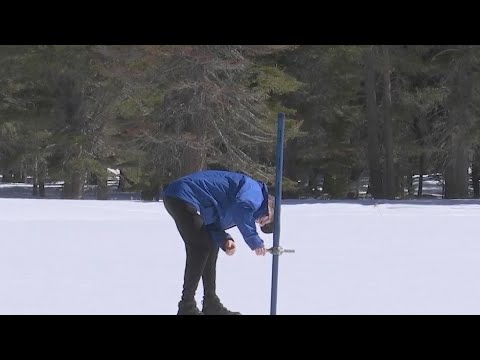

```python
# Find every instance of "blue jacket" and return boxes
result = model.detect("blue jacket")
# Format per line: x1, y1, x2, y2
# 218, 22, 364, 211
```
163, 170, 269, 251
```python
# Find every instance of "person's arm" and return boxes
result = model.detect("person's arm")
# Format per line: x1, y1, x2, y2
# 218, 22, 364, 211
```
230, 202, 264, 250
206, 224, 234, 250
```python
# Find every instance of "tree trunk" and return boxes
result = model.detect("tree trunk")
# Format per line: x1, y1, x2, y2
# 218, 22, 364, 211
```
96, 176, 109, 200
365, 46, 383, 198
39, 181, 45, 198
179, 137, 207, 178
118, 169, 125, 191
472, 163, 479, 198
444, 52, 473, 199
21, 160, 27, 183
141, 174, 162, 201
322, 173, 334, 197
472, 148, 480, 198
417, 153, 425, 197
407, 173, 414, 197
38, 162, 46, 198
72, 171, 86, 199
32, 157, 38, 196
382, 45, 395, 199
444, 138, 469, 199
181, 146, 204, 176
62, 181, 72, 199
394, 163, 402, 198
63, 170, 86, 199
12, 169, 22, 183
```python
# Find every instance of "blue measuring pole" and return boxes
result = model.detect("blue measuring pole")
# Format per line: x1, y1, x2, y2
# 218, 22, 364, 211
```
270, 112, 285, 315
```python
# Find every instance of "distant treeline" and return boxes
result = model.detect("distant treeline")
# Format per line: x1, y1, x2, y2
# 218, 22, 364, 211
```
1, 45, 480, 200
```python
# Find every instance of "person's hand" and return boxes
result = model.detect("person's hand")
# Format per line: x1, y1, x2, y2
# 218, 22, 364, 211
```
255, 246, 266, 256
225, 239, 236, 256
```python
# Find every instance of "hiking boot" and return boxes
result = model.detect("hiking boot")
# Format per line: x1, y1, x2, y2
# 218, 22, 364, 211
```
202, 295, 241, 315
177, 300, 204, 315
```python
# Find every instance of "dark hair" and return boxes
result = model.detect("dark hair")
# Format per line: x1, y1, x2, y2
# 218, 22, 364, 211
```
260, 222, 274, 234
260, 195, 275, 234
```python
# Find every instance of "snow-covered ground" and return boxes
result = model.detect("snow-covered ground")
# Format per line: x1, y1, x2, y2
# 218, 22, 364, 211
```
2, 191, 480, 314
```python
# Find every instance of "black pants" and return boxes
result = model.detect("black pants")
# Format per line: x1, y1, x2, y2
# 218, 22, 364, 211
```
164, 196, 219, 303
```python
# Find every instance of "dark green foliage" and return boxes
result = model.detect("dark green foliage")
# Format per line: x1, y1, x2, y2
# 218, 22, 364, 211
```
1, 45, 480, 199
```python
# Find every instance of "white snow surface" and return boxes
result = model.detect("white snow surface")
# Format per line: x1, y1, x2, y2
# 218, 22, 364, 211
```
1, 197, 480, 315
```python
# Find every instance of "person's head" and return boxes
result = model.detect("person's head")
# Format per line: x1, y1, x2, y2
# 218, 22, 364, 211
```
256, 194, 275, 234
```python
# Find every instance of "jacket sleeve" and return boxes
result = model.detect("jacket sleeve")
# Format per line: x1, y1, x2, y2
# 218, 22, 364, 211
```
206, 224, 234, 251
231, 202, 264, 250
